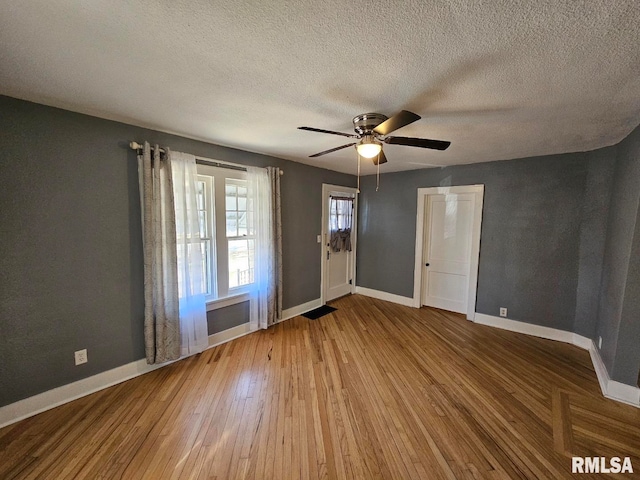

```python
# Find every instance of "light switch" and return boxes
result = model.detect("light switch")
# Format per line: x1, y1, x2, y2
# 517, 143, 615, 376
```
317, 235, 322, 243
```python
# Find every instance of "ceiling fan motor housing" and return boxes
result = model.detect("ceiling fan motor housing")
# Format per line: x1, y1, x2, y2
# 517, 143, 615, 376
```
352, 113, 388, 135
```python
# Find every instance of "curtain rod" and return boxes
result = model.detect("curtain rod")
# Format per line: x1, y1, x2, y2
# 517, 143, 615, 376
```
330, 195, 355, 201
129, 141, 283, 175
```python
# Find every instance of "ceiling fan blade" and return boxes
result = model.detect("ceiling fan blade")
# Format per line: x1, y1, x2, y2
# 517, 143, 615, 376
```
372, 150, 388, 165
373, 110, 421, 136
407, 161, 447, 167
309, 143, 356, 157
384, 136, 451, 151
298, 126, 359, 138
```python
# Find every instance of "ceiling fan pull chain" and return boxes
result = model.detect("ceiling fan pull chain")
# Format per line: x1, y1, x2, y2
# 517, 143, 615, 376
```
357, 152, 361, 193
376, 152, 380, 192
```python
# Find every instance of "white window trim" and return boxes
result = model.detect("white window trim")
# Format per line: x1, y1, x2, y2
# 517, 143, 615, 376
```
206, 292, 250, 311
197, 163, 253, 304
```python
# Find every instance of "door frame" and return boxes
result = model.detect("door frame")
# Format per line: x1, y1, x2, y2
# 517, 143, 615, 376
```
412, 184, 484, 320
321, 183, 358, 305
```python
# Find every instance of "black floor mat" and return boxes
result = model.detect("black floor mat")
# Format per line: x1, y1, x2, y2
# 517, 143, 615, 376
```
302, 305, 337, 320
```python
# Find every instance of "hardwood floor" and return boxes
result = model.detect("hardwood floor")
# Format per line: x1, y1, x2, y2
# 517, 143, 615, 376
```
1, 294, 639, 479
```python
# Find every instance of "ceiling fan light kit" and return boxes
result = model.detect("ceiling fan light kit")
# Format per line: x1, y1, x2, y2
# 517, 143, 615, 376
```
356, 136, 382, 158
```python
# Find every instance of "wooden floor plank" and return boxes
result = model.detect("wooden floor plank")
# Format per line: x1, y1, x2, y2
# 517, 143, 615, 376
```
2, 294, 640, 479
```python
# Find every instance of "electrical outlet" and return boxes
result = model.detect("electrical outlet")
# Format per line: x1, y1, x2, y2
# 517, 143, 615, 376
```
75, 349, 88, 365
499, 307, 507, 318
598, 336, 602, 349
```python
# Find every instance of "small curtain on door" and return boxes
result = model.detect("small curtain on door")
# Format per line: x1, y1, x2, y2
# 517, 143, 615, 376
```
329, 196, 353, 252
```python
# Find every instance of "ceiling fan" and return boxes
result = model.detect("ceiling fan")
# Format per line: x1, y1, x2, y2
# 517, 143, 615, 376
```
298, 110, 450, 165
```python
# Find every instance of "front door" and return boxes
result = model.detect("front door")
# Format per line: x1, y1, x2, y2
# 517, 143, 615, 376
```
421, 193, 475, 314
323, 187, 357, 302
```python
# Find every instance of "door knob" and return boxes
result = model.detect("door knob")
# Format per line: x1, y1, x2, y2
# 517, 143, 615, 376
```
425, 263, 430, 267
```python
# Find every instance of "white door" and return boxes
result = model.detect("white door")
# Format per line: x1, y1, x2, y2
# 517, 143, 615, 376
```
322, 186, 357, 302
326, 243, 352, 301
421, 193, 475, 314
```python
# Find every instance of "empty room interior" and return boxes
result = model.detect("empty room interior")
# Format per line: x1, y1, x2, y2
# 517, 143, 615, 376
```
1, 1, 640, 479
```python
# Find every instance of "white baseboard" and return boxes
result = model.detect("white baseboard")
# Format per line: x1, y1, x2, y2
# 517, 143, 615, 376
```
474, 313, 586, 346
4, 305, 636, 431
355, 287, 415, 308
0, 357, 172, 429
572, 334, 594, 350
588, 341, 640, 407
0, 298, 318, 429
281, 298, 323, 321
0, 299, 321, 428
474, 312, 639, 408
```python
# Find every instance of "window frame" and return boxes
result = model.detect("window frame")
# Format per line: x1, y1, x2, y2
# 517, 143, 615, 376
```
196, 175, 216, 298
225, 178, 255, 291
196, 163, 253, 305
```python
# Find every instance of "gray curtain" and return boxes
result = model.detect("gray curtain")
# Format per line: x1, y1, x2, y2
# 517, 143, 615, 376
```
138, 142, 181, 364
268, 167, 283, 323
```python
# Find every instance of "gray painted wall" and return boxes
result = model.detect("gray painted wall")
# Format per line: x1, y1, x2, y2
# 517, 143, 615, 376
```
357, 153, 597, 332
595, 125, 640, 385
0, 95, 355, 407
617, 215, 640, 384
207, 301, 250, 335
573, 148, 616, 338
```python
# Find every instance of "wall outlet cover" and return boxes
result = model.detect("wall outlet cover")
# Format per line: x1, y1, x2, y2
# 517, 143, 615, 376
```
75, 349, 88, 365
499, 307, 507, 318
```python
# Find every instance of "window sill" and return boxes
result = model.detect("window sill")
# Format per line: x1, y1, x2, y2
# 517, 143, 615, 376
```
206, 292, 251, 312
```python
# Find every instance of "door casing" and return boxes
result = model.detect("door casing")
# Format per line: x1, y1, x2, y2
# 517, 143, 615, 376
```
321, 184, 358, 305
413, 185, 484, 320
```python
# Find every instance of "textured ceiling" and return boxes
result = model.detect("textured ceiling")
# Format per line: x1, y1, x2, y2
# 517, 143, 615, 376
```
1, 1, 639, 174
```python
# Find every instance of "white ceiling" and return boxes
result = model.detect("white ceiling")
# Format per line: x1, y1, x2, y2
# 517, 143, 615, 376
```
1, 1, 639, 174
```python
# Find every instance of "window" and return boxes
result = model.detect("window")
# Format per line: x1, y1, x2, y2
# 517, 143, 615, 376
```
196, 164, 254, 300
330, 196, 353, 232
196, 176, 214, 296
225, 180, 255, 289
